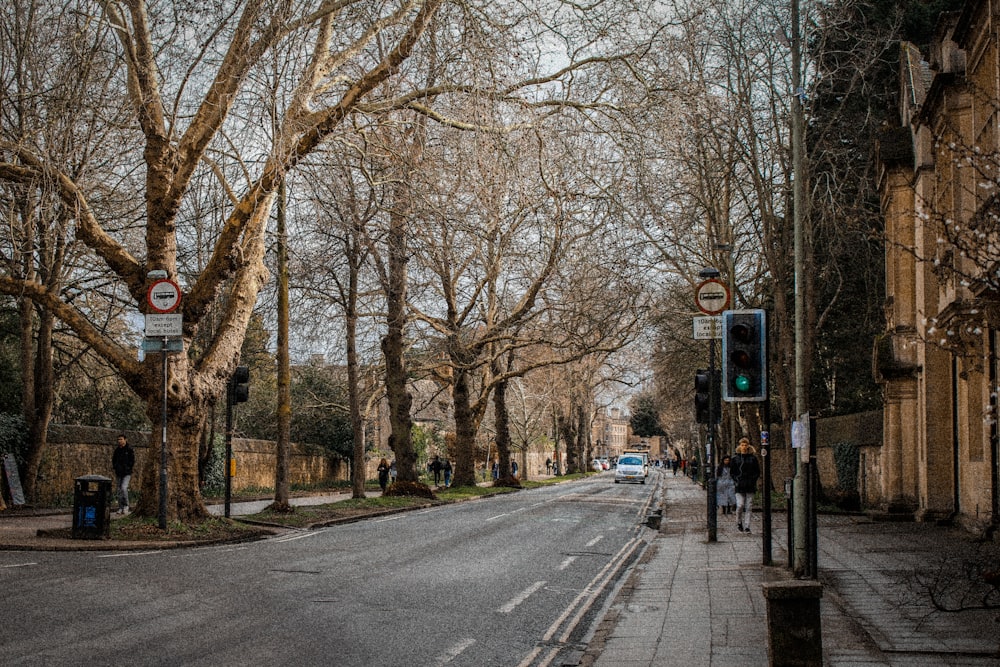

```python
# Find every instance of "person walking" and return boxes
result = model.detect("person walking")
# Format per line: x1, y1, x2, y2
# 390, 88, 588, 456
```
111, 434, 135, 514
389, 459, 397, 484
430, 455, 443, 486
443, 458, 452, 487
731, 438, 761, 533
377, 457, 391, 492
716, 455, 737, 515
671, 448, 681, 476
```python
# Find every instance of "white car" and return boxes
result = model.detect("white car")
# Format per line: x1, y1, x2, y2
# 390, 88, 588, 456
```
591, 459, 605, 472
614, 455, 646, 484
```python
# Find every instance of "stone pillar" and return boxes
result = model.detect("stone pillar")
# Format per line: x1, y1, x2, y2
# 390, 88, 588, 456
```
762, 578, 823, 667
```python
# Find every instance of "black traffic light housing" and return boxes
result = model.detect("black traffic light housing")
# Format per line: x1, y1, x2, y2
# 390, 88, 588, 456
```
231, 365, 250, 404
722, 309, 767, 402
694, 369, 721, 424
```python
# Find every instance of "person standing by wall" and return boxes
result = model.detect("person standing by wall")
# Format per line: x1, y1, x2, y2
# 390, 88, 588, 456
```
112, 434, 135, 514
731, 438, 761, 533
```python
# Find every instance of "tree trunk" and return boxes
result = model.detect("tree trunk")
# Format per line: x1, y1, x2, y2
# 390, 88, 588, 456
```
346, 246, 366, 499
382, 207, 417, 484
133, 346, 220, 522
559, 412, 579, 474
272, 179, 291, 512
451, 365, 480, 487
492, 373, 518, 487
21, 308, 54, 502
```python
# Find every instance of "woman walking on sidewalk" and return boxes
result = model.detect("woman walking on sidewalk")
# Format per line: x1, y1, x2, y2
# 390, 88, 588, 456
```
731, 438, 760, 533
716, 455, 737, 515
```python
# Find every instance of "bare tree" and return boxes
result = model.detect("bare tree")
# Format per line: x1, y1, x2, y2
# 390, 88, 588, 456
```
0, 0, 447, 520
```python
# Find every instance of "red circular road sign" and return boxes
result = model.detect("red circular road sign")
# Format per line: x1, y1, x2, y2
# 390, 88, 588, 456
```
147, 279, 181, 313
695, 278, 730, 315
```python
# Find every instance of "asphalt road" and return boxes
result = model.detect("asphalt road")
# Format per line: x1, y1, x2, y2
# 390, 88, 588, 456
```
0, 471, 661, 666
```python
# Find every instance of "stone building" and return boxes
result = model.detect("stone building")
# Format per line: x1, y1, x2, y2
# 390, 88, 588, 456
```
876, 0, 999, 532
591, 407, 631, 459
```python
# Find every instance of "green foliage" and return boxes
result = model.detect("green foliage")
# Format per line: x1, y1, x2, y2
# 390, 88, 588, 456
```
200, 442, 227, 497
629, 393, 666, 437
237, 359, 354, 459
0, 412, 28, 463
0, 305, 21, 415
57, 379, 149, 430
833, 441, 860, 492
411, 423, 442, 464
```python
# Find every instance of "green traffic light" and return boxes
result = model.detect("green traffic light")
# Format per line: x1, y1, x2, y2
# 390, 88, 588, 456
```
734, 374, 751, 392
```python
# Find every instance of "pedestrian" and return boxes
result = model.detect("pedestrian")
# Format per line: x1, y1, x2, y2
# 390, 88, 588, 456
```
716, 455, 737, 515
430, 455, 443, 486
671, 448, 680, 476
546, 458, 553, 475
389, 459, 397, 484
511, 459, 518, 478
492, 459, 499, 480
443, 458, 452, 487
111, 434, 135, 514
377, 457, 390, 492
731, 437, 761, 533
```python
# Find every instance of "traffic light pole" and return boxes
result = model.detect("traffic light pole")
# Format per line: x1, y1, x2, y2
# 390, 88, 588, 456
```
225, 378, 233, 518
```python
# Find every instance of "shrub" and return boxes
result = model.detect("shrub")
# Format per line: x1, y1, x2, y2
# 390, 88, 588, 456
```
0, 412, 28, 463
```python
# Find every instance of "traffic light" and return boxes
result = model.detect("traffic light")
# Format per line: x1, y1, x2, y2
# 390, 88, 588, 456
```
722, 309, 767, 401
694, 369, 720, 424
231, 365, 250, 404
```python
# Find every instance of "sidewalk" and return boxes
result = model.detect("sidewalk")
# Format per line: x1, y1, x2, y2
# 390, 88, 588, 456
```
0, 490, 361, 550
582, 473, 1000, 666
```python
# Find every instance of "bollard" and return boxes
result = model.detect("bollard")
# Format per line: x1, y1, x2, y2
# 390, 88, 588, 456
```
762, 578, 823, 667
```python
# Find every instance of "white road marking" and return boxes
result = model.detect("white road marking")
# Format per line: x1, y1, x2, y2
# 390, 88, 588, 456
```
542, 537, 643, 642
1, 562, 37, 568
558, 556, 577, 570
498, 580, 546, 613
432, 638, 476, 665
272, 530, 325, 543
585, 536, 603, 547
96, 551, 163, 558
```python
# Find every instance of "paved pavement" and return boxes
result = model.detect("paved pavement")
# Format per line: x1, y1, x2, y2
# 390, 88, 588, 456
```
581, 472, 1000, 667
0, 489, 365, 549
3, 474, 999, 666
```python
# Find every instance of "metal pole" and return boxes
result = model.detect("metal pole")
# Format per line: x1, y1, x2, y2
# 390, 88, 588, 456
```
225, 376, 233, 518
707, 338, 718, 542
159, 338, 168, 530
791, 0, 810, 577
762, 423, 772, 566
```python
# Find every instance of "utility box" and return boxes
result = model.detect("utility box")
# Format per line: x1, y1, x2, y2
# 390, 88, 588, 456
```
72, 475, 112, 540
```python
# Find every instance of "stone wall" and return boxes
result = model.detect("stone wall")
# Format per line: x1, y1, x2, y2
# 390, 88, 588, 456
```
766, 410, 884, 508
32, 425, 346, 505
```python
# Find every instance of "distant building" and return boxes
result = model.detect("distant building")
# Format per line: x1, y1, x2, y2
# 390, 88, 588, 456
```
592, 407, 631, 458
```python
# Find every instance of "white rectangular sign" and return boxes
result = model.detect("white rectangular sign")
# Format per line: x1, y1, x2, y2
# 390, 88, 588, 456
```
693, 315, 722, 340
145, 313, 183, 337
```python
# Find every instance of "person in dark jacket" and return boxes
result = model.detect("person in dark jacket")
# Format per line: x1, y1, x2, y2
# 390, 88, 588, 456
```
730, 437, 761, 533
111, 434, 135, 514
429, 456, 443, 486
377, 458, 390, 492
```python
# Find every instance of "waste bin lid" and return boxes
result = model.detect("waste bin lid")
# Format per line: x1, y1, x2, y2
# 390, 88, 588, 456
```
76, 474, 112, 482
